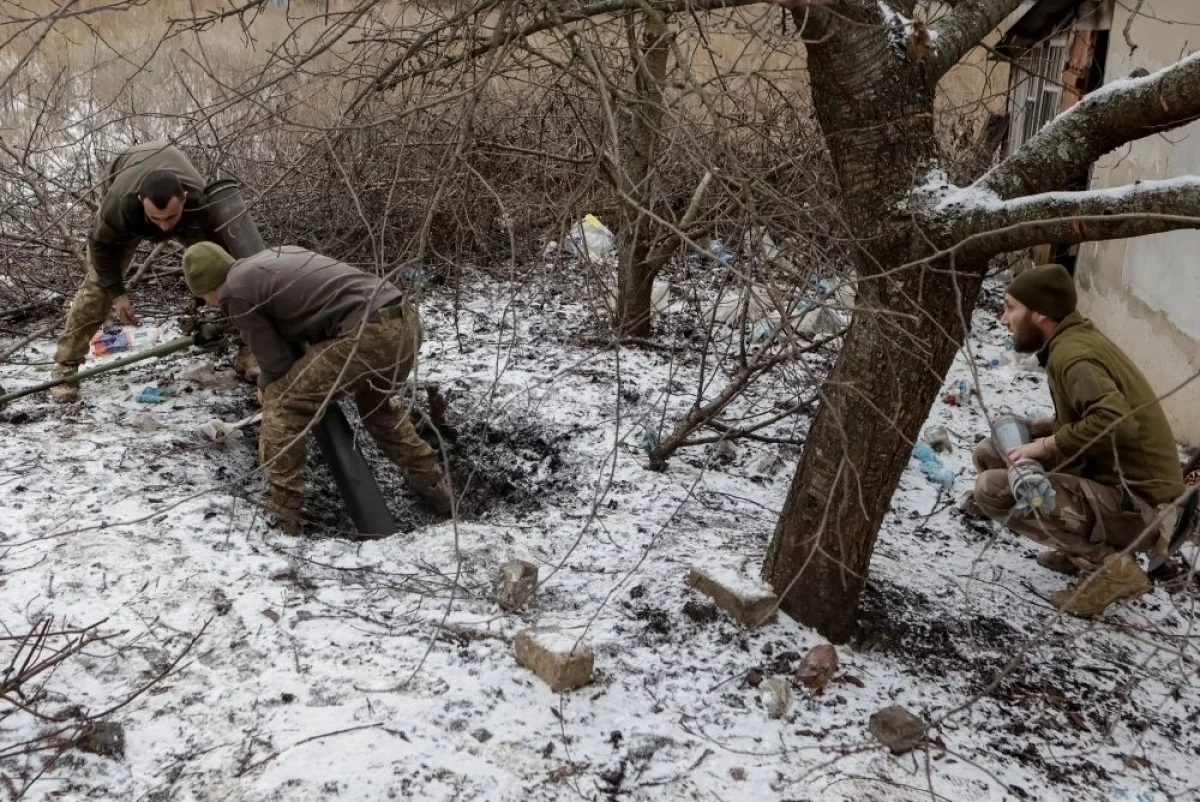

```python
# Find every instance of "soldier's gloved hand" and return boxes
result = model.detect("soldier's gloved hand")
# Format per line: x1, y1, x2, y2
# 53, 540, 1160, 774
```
191, 321, 226, 347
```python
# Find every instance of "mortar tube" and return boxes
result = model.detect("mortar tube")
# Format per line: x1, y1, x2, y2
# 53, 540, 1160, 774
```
204, 180, 397, 537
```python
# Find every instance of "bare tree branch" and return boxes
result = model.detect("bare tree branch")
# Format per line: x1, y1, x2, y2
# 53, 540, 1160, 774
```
943, 177, 1200, 258
978, 51, 1200, 199
926, 0, 1025, 84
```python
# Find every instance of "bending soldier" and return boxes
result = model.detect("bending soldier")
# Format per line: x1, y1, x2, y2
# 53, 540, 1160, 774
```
181, 242, 452, 532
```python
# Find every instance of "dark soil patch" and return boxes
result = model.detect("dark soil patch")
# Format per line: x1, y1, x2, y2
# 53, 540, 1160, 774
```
853, 580, 1016, 670
303, 399, 576, 535
682, 599, 719, 624
854, 579, 1173, 792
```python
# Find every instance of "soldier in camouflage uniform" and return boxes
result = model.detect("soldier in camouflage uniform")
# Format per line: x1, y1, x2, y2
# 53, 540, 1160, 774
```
180, 242, 452, 530
965, 265, 1186, 617
52, 141, 223, 401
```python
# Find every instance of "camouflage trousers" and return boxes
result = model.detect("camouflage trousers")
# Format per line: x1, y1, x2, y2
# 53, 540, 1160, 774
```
54, 235, 207, 366
972, 437, 1159, 564
259, 308, 443, 511
54, 261, 135, 366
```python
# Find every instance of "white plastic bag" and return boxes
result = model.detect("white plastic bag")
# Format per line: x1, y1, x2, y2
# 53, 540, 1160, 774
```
567, 214, 615, 263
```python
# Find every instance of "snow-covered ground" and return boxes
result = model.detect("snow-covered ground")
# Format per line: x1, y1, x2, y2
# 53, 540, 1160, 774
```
0, 273, 1196, 802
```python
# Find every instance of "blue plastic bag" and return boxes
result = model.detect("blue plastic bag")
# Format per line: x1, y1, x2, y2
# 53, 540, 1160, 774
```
912, 441, 954, 491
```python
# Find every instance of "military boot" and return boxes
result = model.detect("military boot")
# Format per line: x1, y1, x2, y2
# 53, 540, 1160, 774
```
1049, 554, 1150, 617
50, 363, 80, 403
1036, 550, 1095, 576
234, 344, 261, 385
411, 475, 453, 517
266, 491, 306, 536
958, 490, 984, 519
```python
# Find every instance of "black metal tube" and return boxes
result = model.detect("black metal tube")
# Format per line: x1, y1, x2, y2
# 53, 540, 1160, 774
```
204, 179, 266, 257
204, 180, 396, 537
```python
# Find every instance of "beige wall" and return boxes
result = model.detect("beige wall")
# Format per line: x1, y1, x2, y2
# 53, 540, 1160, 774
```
1075, 0, 1200, 443
1075, 0, 1200, 439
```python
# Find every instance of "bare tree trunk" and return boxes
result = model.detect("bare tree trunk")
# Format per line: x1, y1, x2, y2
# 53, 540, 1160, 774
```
760, 9, 983, 642
614, 9, 673, 337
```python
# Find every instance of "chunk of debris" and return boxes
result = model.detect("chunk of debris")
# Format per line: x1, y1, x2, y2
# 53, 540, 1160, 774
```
762, 675, 792, 719
75, 721, 125, 760
795, 644, 838, 693
514, 628, 594, 692
869, 705, 926, 754
922, 424, 952, 453
211, 588, 232, 616
686, 564, 777, 628
495, 559, 539, 611
180, 365, 240, 391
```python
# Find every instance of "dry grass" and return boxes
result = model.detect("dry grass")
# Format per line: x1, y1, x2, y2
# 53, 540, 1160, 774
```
0, 0, 1004, 305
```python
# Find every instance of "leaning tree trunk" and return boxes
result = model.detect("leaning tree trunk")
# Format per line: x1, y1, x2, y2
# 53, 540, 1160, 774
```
761, 11, 985, 642
614, 10, 673, 337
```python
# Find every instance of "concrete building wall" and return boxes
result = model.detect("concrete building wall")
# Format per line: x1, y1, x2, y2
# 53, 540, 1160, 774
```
1075, 0, 1200, 443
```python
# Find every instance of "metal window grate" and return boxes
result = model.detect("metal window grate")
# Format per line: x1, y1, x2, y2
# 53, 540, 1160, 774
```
1006, 35, 1069, 155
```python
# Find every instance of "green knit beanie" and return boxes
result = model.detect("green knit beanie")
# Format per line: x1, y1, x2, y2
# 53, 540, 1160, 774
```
182, 242, 236, 295
1007, 264, 1077, 321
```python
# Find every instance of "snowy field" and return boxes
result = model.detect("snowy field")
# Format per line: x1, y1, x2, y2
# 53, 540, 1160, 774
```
0, 271, 1197, 802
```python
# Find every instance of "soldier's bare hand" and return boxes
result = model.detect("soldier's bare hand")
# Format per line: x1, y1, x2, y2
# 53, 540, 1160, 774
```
1008, 436, 1054, 463
113, 295, 138, 325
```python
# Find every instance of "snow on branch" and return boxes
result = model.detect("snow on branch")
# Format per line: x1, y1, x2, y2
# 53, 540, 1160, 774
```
927, 0, 1024, 83
979, 51, 1200, 200
940, 176, 1200, 259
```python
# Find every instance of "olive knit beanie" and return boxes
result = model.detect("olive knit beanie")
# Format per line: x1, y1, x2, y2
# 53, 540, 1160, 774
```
1007, 264, 1077, 321
182, 242, 236, 295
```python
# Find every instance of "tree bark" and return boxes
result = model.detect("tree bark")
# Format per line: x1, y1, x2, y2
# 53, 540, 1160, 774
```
763, 13, 1200, 642
761, 5, 988, 641
944, 178, 1200, 258
615, 10, 673, 337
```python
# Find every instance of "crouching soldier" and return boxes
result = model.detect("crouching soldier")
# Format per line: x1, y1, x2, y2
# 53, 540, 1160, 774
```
53, 141, 227, 401
963, 265, 1185, 616
181, 242, 452, 531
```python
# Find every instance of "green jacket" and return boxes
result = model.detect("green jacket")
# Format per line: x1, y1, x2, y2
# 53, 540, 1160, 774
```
1046, 312, 1183, 505
91, 141, 213, 296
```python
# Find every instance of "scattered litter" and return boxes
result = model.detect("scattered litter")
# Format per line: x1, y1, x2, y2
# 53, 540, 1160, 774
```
198, 412, 262, 443
708, 238, 735, 266
133, 385, 172, 404
762, 675, 792, 719
705, 276, 853, 344
912, 441, 954, 491
91, 327, 162, 356
566, 214, 615, 264
922, 425, 952, 453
